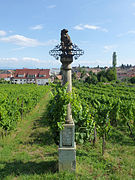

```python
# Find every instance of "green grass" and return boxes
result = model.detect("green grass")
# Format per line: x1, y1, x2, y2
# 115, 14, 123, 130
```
0, 92, 135, 179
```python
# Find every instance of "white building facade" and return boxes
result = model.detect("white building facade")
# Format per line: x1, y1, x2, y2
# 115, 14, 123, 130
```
12, 69, 50, 85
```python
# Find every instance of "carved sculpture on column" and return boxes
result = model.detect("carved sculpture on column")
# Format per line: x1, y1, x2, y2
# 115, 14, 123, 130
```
61, 29, 72, 56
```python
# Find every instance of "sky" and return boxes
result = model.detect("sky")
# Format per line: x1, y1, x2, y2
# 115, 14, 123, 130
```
0, 0, 135, 69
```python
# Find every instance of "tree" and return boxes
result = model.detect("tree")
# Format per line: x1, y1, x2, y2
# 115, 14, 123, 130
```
121, 64, 125, 69
97, 70, 106, 82
80, 69, 86, 78
129, 77, 135, 84
100, 76, 108, 82
106, 68, 117, 81
72, 72, 77, 80
112, 52, 117, 68
97, 67, 117, 82
85, 74, 98, 84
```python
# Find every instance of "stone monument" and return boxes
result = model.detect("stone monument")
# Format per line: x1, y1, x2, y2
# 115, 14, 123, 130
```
49, 29, 84, 172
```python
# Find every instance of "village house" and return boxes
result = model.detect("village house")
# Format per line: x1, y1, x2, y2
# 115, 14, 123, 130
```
12, 69, 50, 85
0, 70, 14, 82
88, 68, 102, 74
50, 68, 60, 76
0, 73, 12, 81
117, 66, 135, 80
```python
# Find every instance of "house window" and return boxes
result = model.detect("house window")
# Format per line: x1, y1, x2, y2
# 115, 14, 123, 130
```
39, 74, 46, 77
18, 74, 24, 77
27, 74, 35, 78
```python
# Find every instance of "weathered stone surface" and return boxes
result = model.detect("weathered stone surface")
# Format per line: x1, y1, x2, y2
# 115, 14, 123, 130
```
60, 123, 75, 148
59, 30, 76, 172
62, 127, 72, 146
61, 29, 72, 56
49, 29, 84, 172
61, 57, 73, 124
59, 144, 76, 171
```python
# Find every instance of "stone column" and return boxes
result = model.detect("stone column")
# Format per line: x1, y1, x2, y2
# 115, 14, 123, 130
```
59, 56, 76, 172
61, 57, 73, 124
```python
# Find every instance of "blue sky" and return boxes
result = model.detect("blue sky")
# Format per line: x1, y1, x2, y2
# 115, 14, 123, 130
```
0, 0, 135, 69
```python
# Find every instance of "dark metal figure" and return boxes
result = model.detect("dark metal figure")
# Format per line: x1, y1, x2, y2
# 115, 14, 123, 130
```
49, 29, 84, 60
60, 29, 72, 55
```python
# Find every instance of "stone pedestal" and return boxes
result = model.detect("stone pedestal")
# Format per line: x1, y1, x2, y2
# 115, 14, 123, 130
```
59, 123, 76, 171
49, 29, 84, 173
58, 56, 76, 172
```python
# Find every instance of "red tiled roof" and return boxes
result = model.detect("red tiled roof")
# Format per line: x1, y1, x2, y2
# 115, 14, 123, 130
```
8, 70, 15, 74
0, 74, 12, 78
39, 70, 49, 75
76, 72, 81, 79
129, 74, 135, 77
56, 75, 62, 80
14, 69, 50, 79
27, 72, 37, 75
16, 71, 26, 75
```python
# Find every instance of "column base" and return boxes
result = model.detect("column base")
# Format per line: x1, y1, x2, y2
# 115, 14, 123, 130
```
59, 143, 76, 172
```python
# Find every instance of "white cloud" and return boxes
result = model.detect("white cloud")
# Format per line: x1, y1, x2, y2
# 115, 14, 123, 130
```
104, 45, 117, 52
84, 24, 100, 30
72, 59, 110, 67
74, 24, 108, 32
0, 34, 58, 47
127, 30, 135, 34
22, 57, 40, 62
43, 39, 59, 46
118, 30, 135, 37
47, 5, 56, 9
117, 33, 124, 37
9, 30, 13, 33
0, 57, 40, 63
0, 35, 42, 47
12, 47, 26, 51
74, 25, 84, 30
31, 24, 43, 30
0, 30, 6, 36
101, 28, 108, 32
0, 57, 61, 68
0, 57, 18, 61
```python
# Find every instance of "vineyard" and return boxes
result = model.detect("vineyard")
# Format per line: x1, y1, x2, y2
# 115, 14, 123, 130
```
0, 84, 49, 133
0, 82, 135, 179
47, 81, 135, 154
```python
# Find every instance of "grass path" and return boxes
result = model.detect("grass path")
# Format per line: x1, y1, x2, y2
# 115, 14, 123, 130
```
0, 93, 60, 180
0, 92, 135, 179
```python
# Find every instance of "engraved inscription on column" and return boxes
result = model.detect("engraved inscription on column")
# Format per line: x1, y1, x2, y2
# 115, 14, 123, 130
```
62, 127, 72, 146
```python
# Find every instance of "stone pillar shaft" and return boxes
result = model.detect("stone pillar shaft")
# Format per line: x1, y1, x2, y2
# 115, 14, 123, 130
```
59, 56, 76, 172
62, 62, 72, 91
61, 57, 73, 124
